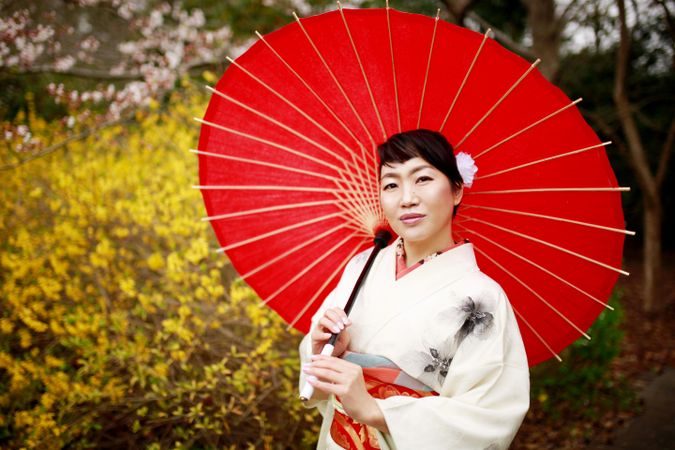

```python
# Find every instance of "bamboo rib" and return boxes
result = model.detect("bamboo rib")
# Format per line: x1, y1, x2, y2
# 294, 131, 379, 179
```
191, 151, 377, 234
287, 240, 366, 329
477, 142, 611, 180
253, 30, 373, 174
457, 223, 615, 310
218, 212, 348, 252
457, 215, 630, 276
467, 187, 630, 195
474, 98, 583, 159
472, 242, 564, 361
189, 149, 340, 184
322, 153, 376, 233
293, 11, 377, 148
263, 231, 358, 305
386, 3, 401, 133
193, 184, 376, 196
240, 223, 347, 278
460, 238, 562, 362
333, 169, 372, 232
333, 178, 378, 234
337, 2, 388, 141
440, 29, 491, 131
332, 188, 371, 233
417, 9, 440, 129
203, 199, 339, 222
457, 227, 591, 340
204, 87, 363, 177
512, 305, 563, 362
344, 175, 382, 234
336, 152, 381, 231
192, 144, 372, 214
195, 117, 343, 175
456, 59, 541, 149
225, 56, 368, 169
462, 204, 635, 236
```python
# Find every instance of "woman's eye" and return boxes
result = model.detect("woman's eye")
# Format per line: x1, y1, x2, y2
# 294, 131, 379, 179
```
382, 183, 397, 191
416, 176, 432, 183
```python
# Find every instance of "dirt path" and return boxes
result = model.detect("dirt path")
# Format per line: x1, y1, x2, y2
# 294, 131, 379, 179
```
593, 367, 675, 449
589, 244, 675, 449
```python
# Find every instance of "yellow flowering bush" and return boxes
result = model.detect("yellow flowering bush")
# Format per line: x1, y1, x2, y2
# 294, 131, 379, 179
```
0, 84, 319, 448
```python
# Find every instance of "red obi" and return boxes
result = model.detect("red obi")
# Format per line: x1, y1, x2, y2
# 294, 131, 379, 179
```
329, 368, 438, 449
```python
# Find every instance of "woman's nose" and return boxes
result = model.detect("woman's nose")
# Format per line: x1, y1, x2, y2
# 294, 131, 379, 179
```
400, 184, 418, 207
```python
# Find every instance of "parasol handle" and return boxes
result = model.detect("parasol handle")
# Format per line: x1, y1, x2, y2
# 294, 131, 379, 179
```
299, 343, 335, 402
300, 229, 392, 402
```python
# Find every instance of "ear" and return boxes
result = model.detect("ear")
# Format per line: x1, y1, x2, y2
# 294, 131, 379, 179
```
453, 185, 464, 206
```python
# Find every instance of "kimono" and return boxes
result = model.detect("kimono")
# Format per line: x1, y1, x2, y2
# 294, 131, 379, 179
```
298, 240, 530, 450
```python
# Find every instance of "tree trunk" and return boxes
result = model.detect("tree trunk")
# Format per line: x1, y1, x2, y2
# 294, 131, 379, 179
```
614, 0, 664, 312
522, 0, 561, 80
642, 194, 662, 312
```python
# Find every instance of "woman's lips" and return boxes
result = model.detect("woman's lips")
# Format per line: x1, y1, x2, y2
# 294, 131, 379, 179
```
400, 213, 425, 225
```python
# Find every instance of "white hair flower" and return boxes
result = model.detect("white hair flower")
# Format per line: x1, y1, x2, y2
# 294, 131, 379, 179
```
455, 152, 478, 188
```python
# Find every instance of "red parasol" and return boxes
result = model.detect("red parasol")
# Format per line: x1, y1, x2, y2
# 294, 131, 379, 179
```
195, 5, 630, 366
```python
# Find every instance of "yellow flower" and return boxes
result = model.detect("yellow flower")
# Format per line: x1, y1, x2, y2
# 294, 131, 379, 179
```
18, 328, 32, 348
202, 70, 218, 84
41, 392, 56, 409
147, 252, 165, 271
45, 355, 64, 368
0, 318, 14, 334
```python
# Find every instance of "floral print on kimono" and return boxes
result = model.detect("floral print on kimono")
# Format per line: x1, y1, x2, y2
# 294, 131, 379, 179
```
403, 295, 496, 388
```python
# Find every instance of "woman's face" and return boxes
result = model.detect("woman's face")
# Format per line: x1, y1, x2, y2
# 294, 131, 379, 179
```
379, 157, 463, 248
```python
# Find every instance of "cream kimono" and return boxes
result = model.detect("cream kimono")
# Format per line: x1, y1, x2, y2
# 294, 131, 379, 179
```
299, 240, 530, 450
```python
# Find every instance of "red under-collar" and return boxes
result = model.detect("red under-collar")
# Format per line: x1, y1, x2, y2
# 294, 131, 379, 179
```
395, 239, 467, 280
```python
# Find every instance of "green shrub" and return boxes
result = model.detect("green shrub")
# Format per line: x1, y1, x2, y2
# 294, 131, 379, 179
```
530, 292, 633, 420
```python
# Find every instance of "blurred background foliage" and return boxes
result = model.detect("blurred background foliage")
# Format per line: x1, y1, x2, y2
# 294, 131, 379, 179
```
0, 83, 318, 448
0, 0, 672, 448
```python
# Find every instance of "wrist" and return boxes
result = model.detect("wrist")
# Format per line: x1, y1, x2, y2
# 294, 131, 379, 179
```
357, 396, 388, 433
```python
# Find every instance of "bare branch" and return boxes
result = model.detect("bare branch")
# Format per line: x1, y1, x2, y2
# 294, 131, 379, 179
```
0, 116, 134, 171
7, 65, 143, 80
613, 0, 658, 200
655, 0, 675, 69
465, 11, 537, 60
556, 0, 582, 31
438, 0, 478, 25
656, 117, 675, 189
6, 56, 227, 81
583, 109, 628, 158
436, 0, 535, 60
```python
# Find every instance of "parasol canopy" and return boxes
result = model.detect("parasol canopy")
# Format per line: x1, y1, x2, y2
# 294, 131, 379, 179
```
195, 5, 630, 366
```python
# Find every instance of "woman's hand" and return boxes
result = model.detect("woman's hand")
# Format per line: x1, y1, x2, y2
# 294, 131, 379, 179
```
304, 354, 389, 433
311, 307, 351, 357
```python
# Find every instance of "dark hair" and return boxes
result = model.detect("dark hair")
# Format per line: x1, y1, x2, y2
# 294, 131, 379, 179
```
378, 129, 463, 192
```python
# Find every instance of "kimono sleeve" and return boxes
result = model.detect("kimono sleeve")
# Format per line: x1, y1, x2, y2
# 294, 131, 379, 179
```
298, 249, 370, 410
374, 286, 530, 450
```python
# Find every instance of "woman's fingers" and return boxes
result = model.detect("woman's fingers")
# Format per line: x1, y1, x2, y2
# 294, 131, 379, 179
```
317, 315, 341, 334
310, 354, 356, 371
306, 376, 342, 396
316, 308, 351, 334
310, 322, 331, 337
310, 308, 352, 355
329, 307, 351, 327
303, 365, 344, 384
303, 356, 363, 397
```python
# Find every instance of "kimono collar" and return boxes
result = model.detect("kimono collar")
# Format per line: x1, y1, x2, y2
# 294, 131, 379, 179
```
395, 237, 469, 279
350, 241, 482, 353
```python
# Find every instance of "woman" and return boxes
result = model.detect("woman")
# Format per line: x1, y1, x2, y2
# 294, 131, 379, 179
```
299, 129, 530, 449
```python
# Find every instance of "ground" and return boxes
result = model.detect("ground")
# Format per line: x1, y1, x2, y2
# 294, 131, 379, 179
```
512, 243, 675, 449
